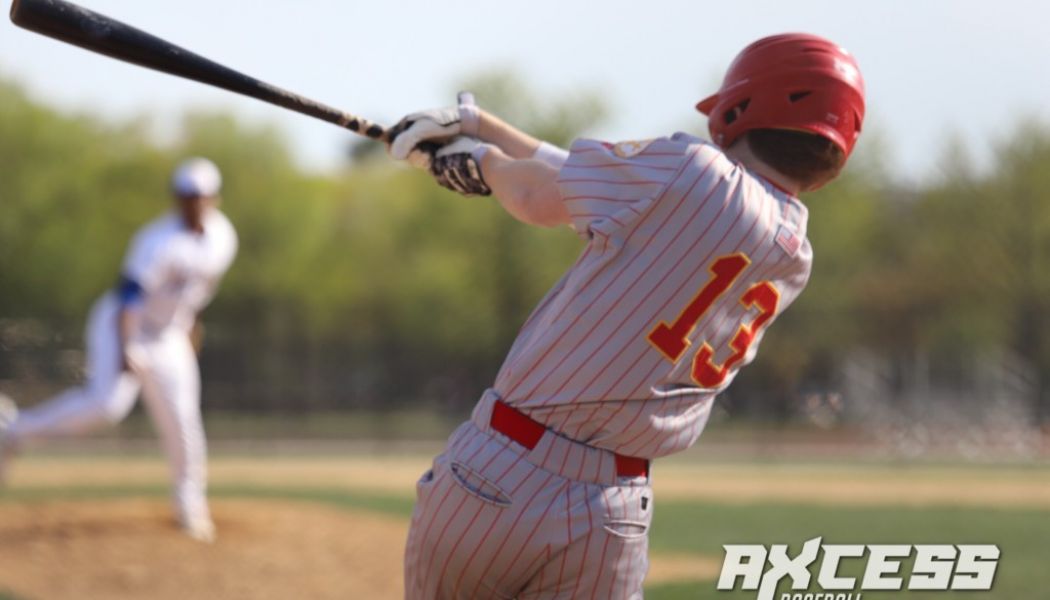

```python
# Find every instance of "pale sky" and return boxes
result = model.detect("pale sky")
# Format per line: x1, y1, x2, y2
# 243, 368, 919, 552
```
1, 0, 1047, 184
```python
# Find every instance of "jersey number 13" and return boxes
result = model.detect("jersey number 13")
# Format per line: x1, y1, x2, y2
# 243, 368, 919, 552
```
647, 253, 780, 388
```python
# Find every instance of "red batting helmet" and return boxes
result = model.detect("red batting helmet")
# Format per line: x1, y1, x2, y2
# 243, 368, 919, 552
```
696, 33, 866, 159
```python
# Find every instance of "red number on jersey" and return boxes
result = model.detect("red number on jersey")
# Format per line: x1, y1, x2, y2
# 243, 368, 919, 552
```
692, 281, 779, 387
647, 253, 749, 362
647, 253, 780, 388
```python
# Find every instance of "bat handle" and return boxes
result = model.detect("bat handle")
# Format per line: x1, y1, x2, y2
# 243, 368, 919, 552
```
354, 117, 389, 143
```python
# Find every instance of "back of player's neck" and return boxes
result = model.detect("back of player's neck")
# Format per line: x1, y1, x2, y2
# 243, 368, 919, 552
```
724, 143, 802, 196
180, 216, 205, 235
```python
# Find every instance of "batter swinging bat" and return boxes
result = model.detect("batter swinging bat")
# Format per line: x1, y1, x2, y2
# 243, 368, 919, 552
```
9, 0, 390, 141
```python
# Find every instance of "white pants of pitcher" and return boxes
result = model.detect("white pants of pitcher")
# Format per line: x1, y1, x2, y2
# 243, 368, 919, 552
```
9, 293, 210, 524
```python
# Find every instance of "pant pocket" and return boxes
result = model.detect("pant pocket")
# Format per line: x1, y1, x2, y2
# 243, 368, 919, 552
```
449, 461, 513, 507
601, 483, 653, 540
415, 454, 445, 501
602, 520, 649, 539
416, 468, 435, 497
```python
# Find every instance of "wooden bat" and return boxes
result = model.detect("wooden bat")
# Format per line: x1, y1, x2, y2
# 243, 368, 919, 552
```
9, 0, 390, 141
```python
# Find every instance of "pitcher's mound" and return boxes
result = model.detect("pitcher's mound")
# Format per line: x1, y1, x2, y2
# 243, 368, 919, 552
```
0, 498, 407, 600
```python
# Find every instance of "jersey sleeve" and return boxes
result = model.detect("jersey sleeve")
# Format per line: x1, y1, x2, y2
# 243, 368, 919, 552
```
197, 211, 239, 308
120, 224, 170, 295
555, 138, 686, 238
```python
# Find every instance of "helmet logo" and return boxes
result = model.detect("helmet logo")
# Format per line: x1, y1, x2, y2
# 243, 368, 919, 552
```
833, 58, 861, 84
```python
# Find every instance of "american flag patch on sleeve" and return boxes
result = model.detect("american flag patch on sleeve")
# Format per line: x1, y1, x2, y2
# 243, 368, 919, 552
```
775, 225, 802, 257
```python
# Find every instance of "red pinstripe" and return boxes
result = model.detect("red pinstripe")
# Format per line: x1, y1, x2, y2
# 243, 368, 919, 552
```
609, 212, 789, 456
617, 498, 642, 596
569, 162, 679, 172
573, 445, 589, 481
560, 178, 665, 186
563, 177, 751, 439
409, 427, 492, 589
562, 195, 644, 203
433, 495, 491, 593
582, 178, 745, 383
420, 476, 484, 592
653, 402, 703, 456
591, 193, 780, 451
517, 549, 555, 597
450, 454, 547, 594
537, 432, 561, 467
535, 166, 733, 406
435, 444, 535, 594
569, 488, 596, 598
557, 436, 576, 475
413, 476, 460, 590
551, 483, 573, 595
588, 534, 614, 599
412, 430, 483, 556
500, 150, 714, 402
611, 248, 791, 453
498, 149, 710, 400
531, 546, 553, 597
482, 481, 567, 592
515, 243, 595, 338
610, 487, 634, 596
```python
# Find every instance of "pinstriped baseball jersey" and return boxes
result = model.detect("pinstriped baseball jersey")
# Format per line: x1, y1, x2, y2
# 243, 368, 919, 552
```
492, 133, 812, 458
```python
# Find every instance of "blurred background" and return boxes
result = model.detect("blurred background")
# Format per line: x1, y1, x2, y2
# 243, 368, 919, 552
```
1, 1, 1049, 599
2, 69, 1048, 461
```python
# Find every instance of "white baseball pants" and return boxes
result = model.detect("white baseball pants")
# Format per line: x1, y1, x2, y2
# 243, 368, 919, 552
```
9, 293, 210, 524
404, 392, 653, 599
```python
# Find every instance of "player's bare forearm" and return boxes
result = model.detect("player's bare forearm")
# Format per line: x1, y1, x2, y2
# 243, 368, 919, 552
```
480, 148, 569, 227
189, 317, 205, 354
117, 307, 136, 371
475, 111, 543, 160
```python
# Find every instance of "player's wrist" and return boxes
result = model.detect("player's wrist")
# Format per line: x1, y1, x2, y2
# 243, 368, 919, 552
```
472, 142, 494, 164
532, 142, 569, 169
458, 104, 481, 137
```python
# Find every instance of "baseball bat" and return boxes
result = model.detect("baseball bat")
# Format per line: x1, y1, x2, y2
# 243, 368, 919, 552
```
9, 0, 390, 141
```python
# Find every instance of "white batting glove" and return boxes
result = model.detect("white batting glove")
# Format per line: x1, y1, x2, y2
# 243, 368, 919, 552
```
430, 137, 494, 197
389, 100, 481, 162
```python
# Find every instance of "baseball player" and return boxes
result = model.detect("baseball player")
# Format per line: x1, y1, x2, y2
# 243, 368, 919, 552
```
0, 158, 238, 543
388, 33, 865, 598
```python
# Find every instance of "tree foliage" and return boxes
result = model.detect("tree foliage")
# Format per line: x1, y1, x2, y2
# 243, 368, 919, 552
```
2, 73, 1050, 422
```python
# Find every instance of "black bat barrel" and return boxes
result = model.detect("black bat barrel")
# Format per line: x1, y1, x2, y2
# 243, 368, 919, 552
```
10, 0, 387, 139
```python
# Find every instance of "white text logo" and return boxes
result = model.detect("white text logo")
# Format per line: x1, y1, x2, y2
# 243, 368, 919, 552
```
718, 538, 999, 600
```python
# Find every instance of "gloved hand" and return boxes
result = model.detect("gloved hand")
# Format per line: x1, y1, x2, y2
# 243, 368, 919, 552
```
430, 136, 494, 197
388, 93, 481, 163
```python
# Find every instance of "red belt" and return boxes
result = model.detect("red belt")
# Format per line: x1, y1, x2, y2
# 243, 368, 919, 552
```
490, 400, 649, 478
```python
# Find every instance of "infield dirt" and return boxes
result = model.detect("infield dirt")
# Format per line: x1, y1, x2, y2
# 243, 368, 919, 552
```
0, 499, 407, 600
0, 498, 718, 600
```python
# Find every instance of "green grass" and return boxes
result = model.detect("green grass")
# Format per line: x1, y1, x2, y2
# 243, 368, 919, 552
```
0, 484, 418, 518
4, 485, 1046, 600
